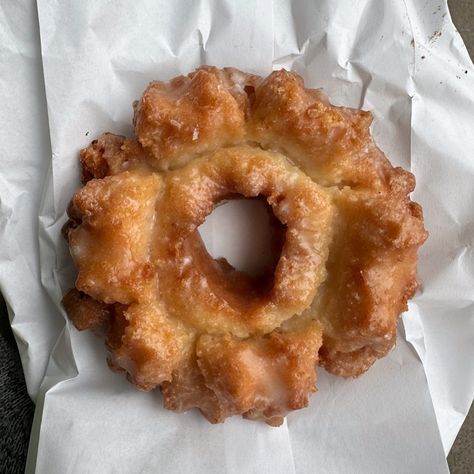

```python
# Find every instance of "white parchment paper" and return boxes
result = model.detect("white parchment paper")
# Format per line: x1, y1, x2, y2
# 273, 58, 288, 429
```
0, 0, 473, 472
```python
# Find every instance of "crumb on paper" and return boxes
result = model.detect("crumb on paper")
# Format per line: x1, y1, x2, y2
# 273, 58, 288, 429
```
429, 30, 442, 43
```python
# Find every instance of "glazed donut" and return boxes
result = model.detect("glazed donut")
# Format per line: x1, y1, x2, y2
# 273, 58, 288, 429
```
63, 67, 427, 425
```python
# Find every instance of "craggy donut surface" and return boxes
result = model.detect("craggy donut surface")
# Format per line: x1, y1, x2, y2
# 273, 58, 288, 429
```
63, 67, 427, 425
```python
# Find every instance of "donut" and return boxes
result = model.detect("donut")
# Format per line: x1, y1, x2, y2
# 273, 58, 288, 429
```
63, 67, 427, 425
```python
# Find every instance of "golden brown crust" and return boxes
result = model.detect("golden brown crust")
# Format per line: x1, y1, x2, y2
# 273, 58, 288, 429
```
196, 321, 322, 425
310, 179, 427, 376
68, 170, 161, 304
153, 146, 333, 336
106, 303, 194, 391
161, 321, 322, 426
133, 67, 256, 170
63, 67, 427, 424
62, 288, 112, 332
247, 70, 389, 189
80, 133, 145, 182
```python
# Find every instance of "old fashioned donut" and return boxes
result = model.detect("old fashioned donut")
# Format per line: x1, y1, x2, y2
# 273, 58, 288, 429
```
63, 67, 427, 425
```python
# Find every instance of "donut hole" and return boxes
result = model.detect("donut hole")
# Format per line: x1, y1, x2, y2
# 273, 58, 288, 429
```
197, 196, 286, 299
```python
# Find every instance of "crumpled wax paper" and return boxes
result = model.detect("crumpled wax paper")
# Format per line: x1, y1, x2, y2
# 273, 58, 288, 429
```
1, 0, 473, 472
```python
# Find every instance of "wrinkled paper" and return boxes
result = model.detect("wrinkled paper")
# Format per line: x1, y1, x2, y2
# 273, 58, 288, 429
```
1, 0, 473, 472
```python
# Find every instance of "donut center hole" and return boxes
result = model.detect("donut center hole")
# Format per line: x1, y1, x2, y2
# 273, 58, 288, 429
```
198, 196, 286, 285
